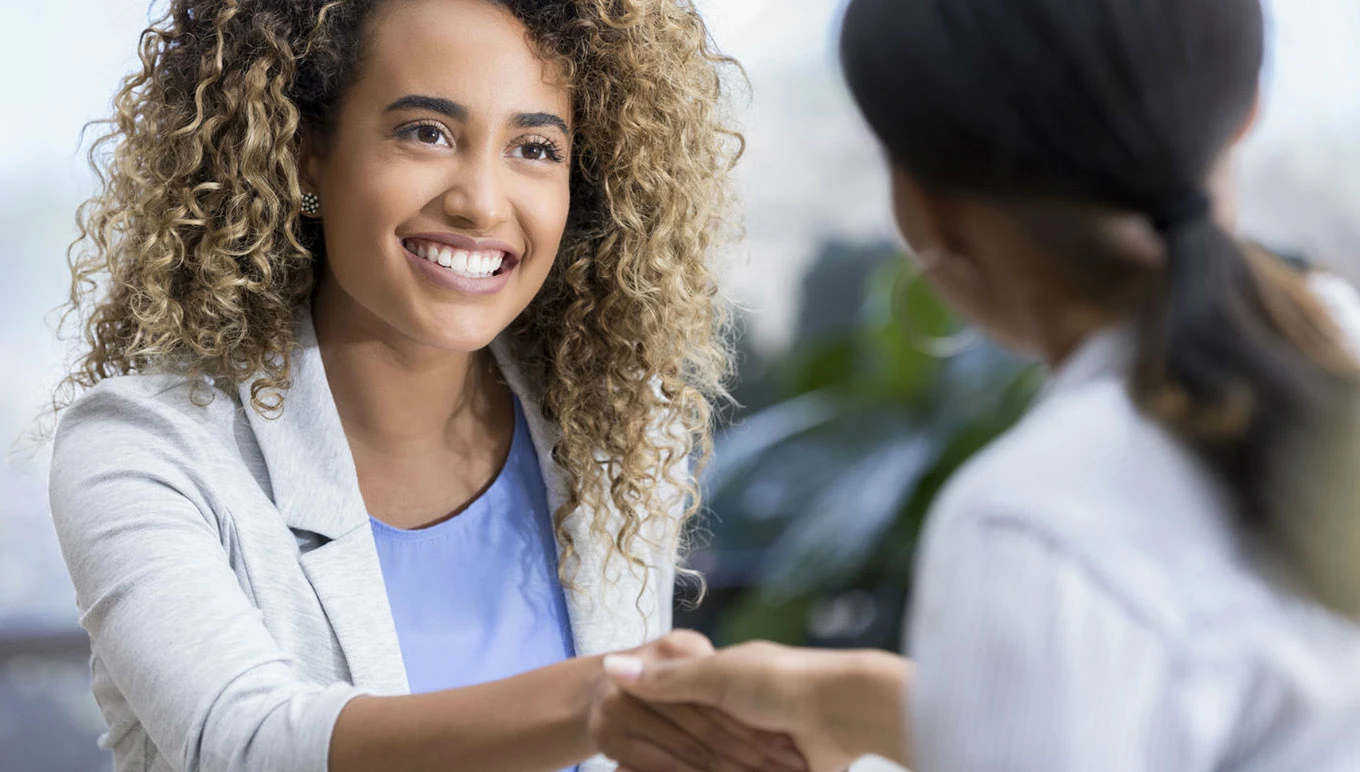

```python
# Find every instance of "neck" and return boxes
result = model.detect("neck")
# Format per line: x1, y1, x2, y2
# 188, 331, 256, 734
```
312, 280, 500, 454
990, 263, 1127, 370
1028, 303, 1124, 369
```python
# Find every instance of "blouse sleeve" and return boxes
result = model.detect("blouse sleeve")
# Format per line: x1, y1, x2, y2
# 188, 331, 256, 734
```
908, 518, 1244, 772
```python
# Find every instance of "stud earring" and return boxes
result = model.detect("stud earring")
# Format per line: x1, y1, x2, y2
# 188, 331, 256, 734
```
301, 191, 321, 217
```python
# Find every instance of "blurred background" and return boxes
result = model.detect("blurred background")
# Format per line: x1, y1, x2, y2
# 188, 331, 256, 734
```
2, 1, 1358, 769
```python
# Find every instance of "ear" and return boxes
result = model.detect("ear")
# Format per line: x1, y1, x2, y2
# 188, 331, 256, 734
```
889, 166, 972, 262
298, 129, 324, 193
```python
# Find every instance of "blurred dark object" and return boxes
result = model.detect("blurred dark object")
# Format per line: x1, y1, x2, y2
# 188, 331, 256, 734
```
0, 619, 108, 772
676, 241, 1041, 651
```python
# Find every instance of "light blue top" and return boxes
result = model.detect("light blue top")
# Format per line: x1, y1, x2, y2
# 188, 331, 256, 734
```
370, 398, 578, 770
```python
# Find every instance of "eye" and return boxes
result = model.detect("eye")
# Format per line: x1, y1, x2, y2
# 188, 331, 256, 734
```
509, 136, 565, 164
397, 121, 452, 148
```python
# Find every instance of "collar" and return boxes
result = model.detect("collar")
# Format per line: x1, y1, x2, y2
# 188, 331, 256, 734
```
1036, 324, 1137, 405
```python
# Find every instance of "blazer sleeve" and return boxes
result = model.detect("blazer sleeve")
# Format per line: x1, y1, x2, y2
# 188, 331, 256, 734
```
49, 383, 364, 772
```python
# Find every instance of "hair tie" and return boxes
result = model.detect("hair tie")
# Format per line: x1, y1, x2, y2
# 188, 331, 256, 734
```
1152, 191, 1212, 234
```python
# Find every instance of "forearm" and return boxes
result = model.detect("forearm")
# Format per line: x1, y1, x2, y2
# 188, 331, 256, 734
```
331, 654, 604, 772
816, 651, 914, 767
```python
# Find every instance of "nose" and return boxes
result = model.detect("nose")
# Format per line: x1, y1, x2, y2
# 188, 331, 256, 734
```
441, 151, 507, 231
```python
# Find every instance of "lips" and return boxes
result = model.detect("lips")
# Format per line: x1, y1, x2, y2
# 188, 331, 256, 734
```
402, 237, 507, 279
398, 232, 522, 297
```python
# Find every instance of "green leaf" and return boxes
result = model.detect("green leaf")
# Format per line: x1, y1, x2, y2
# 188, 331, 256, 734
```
714, 591, 815, 647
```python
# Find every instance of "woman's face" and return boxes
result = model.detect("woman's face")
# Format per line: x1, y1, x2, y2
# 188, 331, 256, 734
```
888, 167, 1024, 351
306, 0, 572, 352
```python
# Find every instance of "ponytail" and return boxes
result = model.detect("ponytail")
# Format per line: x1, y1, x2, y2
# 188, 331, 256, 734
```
1131, 194, 1360, 615
837, 0, 1360, 617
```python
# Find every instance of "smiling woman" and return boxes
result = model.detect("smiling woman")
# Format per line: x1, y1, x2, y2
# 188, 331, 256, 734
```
45, 1, 796, 772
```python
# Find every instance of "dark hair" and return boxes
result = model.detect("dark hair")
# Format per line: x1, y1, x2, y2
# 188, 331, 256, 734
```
840, 1, 1358, 549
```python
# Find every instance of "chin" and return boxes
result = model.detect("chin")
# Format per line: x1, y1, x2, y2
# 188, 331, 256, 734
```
414, 325, 502, 355
407, 308, 514, 354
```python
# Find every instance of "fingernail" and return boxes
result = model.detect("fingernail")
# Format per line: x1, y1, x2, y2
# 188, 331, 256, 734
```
603, 654, 644, 683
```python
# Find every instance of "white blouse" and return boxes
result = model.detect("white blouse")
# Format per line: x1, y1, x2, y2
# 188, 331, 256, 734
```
908, 275, 1360, 772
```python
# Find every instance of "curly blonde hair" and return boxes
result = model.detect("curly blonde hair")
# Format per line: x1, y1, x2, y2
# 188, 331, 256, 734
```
59, 0, 741, 590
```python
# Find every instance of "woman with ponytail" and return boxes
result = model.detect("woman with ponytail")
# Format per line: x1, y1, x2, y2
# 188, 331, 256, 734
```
603, 0, 1360, 769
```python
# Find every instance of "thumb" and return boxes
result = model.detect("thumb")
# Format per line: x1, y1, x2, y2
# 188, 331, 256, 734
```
603, 654, 726, 707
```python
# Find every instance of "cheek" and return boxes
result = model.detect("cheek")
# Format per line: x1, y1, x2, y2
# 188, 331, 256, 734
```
889, 178, 927, 253
923, 261, 1033, 352
317, 152, 427, 274
516, 178, 572, 279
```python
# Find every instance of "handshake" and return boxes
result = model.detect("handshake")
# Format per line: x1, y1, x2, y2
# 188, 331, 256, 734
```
585, 630, 909, 772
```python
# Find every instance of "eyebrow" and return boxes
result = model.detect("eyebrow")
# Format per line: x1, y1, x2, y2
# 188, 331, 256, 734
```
385, 95, 569, 135
513, 112, 571, 136
385, 95, 466, 121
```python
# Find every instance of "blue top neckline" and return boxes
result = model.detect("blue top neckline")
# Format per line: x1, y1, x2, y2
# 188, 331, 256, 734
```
367, 398, 529, 542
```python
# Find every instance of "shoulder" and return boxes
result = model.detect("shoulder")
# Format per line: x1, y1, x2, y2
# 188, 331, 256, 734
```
55, 373, 243, 455
932, 368, 1226, 547
50, 374, 251, 514
922, 368, 1248, 638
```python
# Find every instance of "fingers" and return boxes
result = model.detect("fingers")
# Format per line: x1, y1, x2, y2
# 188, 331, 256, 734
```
604, 654, 726, 707
654, 702, 808, 772
652, 629, 715, 659
605, 737, 707, 772
607, 630, 714, 695
697, 706, 807, 769
590, 670, 807, 772
609, 739, 707, 772
591, 691, 711, 772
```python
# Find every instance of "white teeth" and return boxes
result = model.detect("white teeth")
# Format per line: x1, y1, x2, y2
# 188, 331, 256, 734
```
407, 240, 507, 279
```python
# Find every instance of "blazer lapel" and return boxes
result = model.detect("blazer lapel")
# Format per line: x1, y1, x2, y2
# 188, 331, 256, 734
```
489, 339, 667, 662
241, 310, 408, 695
297, 530, 410, 692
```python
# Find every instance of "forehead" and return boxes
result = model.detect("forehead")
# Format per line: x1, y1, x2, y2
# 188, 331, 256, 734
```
359, 0, 571, 118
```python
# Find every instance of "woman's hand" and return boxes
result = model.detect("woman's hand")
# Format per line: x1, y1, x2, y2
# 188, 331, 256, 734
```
587, 631, 809, 772
603, 641, 913, 772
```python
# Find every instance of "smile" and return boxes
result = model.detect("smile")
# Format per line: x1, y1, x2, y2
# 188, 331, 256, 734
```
401, 237, 517, 280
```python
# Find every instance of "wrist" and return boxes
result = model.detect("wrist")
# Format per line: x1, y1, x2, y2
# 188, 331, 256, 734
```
816, 650, 912, 764
568, 655, 610, 754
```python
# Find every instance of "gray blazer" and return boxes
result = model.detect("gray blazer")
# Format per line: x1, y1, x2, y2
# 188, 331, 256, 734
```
49, 312, 677, 772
